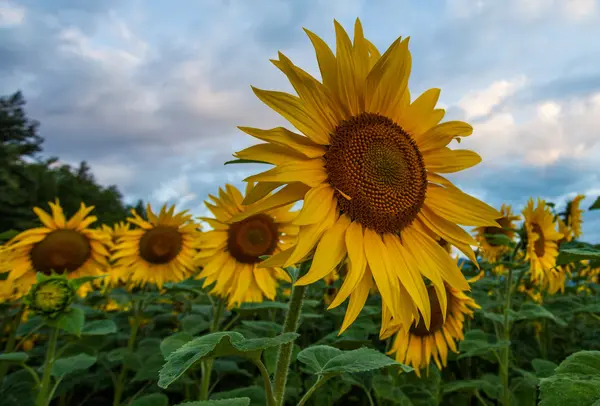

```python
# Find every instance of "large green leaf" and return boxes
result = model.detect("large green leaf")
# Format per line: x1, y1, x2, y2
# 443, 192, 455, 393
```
130, 393, 169, 406
158, 332, 299, 388
513, 303, 567, 327
556, 247, 600, 265
443, 379, 501, 400
588, 196, 600, 210
457, 330, 507, 361
81, 319, 117, 335
532, 359, 558, 378
174, 400, 250, 406
296, 345, 405, 376
51, 353, 97, 378
181, 315, 210, 335
160, 332, 194, 359
53, 307, 85, 336
539, 351, 600, 406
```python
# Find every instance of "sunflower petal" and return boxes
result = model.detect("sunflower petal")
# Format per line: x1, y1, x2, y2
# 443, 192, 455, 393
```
426, 185, 501, 227
424, 148, 482, 173
238, 126, 325, 158
292, 184, 335, 226
244, 158, 327, 188
339, 267, 373, 334
228, 183, 310, 223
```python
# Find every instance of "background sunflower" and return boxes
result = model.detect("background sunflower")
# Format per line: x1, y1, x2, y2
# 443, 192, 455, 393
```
475, 204, 520, 263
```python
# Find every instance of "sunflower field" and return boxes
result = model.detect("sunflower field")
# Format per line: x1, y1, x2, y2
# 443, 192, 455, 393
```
2, 19, 600, 406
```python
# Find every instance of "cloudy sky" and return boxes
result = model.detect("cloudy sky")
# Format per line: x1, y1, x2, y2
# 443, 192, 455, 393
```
1, 0, 599, 241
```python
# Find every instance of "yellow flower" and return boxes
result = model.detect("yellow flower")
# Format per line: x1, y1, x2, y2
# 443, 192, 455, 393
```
474, 204, 520, 263
230, 19, 500, 332
100, 221, 133, 288
385, 284, 479, 376
566, 194, 585, 239
4, 200, 111, 296
194, 184, 296, 308
111, 204, 200, 288
556, 217, 573, 246
522, 198, 563, 284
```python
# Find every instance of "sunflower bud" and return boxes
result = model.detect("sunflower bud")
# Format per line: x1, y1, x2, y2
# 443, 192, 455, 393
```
26, 276, 75, 318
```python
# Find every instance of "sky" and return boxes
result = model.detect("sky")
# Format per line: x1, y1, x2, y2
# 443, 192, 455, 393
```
1, 0, 599, 241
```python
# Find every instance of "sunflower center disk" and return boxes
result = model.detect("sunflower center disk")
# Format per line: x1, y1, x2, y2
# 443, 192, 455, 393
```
484, 217, 511, 247
531, 223, 546, 258
325, 113, 427, 234
409, 285, 451, 337
139, 226, 183, 264
227, 214, 279, 264
30, 229, 92, 275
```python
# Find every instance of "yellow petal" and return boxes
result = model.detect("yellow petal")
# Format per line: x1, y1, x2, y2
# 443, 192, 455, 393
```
417, 121, 473, 152
244, 158, 327, 188
296, 214, 351, 286
399, 88, 441, 136
303, 28, 339, 101
423, 148, 481, 173
229, 183, 310, 223
339, 267, 373, 334
234, 143, 306, 165
243, 182, 283, 205
238, 127, 325, 158
334, 20, 359, 116
426, 185, 501, 227
33, 207, 56, 229
292, 184, 335, 226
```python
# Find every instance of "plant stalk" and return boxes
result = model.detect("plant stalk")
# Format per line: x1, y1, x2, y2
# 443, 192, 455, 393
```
199, 299, 225, 400
297, 376, 330, 406
0, 305, 25, 382
113, 301, 141, 406
500, 242, 520, 406
35, 326, 59, 406
254, 359, 276, 406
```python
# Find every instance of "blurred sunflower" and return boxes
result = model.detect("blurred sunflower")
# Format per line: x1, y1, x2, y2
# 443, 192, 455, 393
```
229, 19, 500, 330
194, 183, 297, 308
111, 204, 200, 288
522, 198, 563, 283
384, 284, 479, 376
100, 221, 133, 288
3, 200, 111, 296
517, 279, 543, 303
474, 204, 520, 263
556, 217, 573, 246
565, 194, 585, 239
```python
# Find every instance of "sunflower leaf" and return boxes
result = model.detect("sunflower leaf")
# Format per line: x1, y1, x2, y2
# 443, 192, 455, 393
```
173, 399, 250, 406
53, 307, 85, 336
513, 304, 567, 327
0, 229, 18, 242
130, 393, 169, 406
556, 247, 600, 265
81, 319, 117, 336
296, 345, 404, 377
158, 332, 299, 388
538, 351, 600, 406
224, 159, 271, 166
457, 329, 507, 362
51, 353, 97, 378
589, 196, 600, 210
160, 332, 194, 359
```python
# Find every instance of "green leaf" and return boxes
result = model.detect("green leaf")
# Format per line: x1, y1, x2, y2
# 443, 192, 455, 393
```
174, 399, 250, 406
81, 319, 117, 335
181, 314, 210, 335
539, 351, 600, 406
0, 352, 29, 363
130, 393, 169, 406
235, 301, 288, 315
589, 196, 600, 210
372, 375, 414, 405
211, 386, 265, 404
297, 345, 403, 376
443, 379, 501, 399
556, 247, 600, 265
158, 332, 299, 388
161, 332, 194, 359
513, 303, 567, 327
54, 307, 85, 336
483, 233, 513, 247
224, 159, 270, 165
457, 330, 507, 361
51, 353, 97, 378
532, 359, 558, 378
0, 229, 18, 241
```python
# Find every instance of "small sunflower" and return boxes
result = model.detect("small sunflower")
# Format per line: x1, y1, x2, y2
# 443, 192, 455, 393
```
25, 276, 75, 318
475, 204, 520, 263
385, 284, 480, 376
565, 194, 585, 239
112, 204, 200, 288
195, 183, 297, 308
229, 19, 500, 331
556, 217, 573, 246
4, 200, 111, 295
522, 198, 563, 284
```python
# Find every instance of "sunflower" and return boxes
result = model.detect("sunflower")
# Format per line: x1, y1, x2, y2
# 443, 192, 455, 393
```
228, 19, 500, 331
111, 204, 200, 288
474, 204, 520, 263
556, 217, 573, 246
565, 194, 585, 239
3, 200, 111, 296
194, 183, 297, 308
522, 198, 563, 284
100, 221, 133, 288
517, 280, 543, 303
384, 284, 480, 376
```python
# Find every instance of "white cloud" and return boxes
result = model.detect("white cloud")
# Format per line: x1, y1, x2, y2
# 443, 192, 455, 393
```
563, 0, 597, 20
446, 0, 486, 18
0, 1, 24, 27
457, 76, 527, 120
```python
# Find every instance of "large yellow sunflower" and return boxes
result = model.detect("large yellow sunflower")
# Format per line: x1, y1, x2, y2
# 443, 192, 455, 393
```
522, 198, 563, 283
474, 204, 520, 263
229, 19, 500, 329
565, 194, 585, 239
384, 284, 479, 376
3, 200, 111, 295
194, 183, 297, 308
111, 204, 200, 288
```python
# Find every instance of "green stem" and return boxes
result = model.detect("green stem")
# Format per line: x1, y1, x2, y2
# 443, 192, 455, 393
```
253, 359, 276, 406
0, 306, 24, 382
199, 299, 225, 400
297, 376, 330, 406
500, 243, 520, 406
35, 326, 59, 406
273, 260, 311, 406
364, 387, 376, 406
113, 302, 141, 406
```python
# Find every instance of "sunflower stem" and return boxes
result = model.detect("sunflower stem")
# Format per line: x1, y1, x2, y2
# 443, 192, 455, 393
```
0, 305, 24, 383
500, 242, 520, 406
35, 326, 59, 406
113, 301, 141, 406
253, 358, 276, 406
199, 299, 225, 400
297, 376, 330, 406
272, 260, 311, 406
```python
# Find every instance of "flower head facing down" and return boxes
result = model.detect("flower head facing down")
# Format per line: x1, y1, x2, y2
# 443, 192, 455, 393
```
230, 19, 500, 332
475, 204, 520, 263
25, 275, 75, 318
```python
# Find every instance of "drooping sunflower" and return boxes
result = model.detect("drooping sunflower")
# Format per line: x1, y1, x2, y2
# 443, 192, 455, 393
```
474, 204, 520, 263
522, 198, 563, 283
3, 200, 112, 295
194, 183, 297, 308
384, 284, 480, 376
229, 19, 500, 329
111, 204, 200, 288
565, 194, 585, 239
